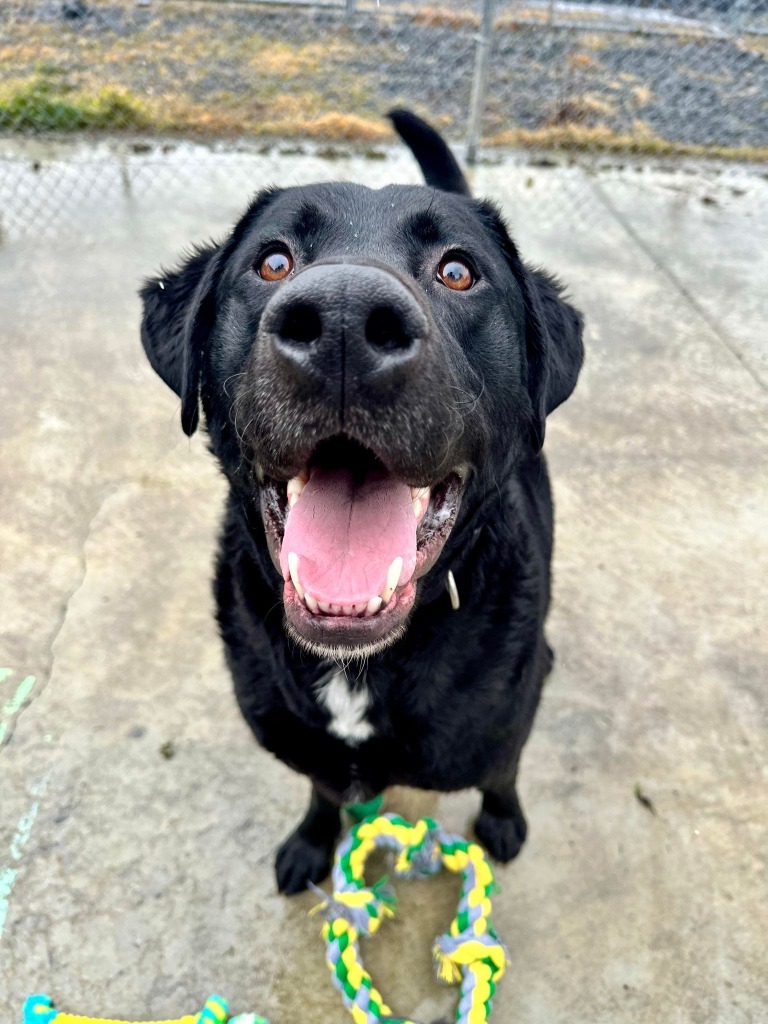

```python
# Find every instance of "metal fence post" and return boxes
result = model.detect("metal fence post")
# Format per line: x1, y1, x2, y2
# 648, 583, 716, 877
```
466, 0, 496, 165
346, 0, 356, 16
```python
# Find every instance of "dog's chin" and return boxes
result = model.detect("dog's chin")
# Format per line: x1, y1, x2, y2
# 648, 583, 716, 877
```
256, 435, 464, 659
283, 581, 411, 661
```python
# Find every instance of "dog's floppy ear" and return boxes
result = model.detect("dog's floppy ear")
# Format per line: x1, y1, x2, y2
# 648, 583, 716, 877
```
389, 108, 471, 196
523, 267, 584, 449
140, 242, 222, 436
479, 202, 584, 451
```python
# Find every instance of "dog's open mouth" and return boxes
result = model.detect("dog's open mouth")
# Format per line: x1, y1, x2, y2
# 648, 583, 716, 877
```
260, 437, 463, 655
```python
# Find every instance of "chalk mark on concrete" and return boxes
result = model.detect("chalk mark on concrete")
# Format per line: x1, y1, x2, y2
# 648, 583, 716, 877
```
0, 672, 37, 748
0, 775, 48, 943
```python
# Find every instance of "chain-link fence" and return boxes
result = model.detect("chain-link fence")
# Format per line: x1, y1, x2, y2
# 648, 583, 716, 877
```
1, 0, 766, 239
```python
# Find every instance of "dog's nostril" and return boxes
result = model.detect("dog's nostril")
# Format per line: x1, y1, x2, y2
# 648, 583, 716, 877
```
365, 307, 412, 352
279, 304, 322, 345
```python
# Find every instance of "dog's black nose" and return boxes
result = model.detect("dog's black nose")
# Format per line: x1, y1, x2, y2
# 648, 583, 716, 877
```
260, 263, 427, 400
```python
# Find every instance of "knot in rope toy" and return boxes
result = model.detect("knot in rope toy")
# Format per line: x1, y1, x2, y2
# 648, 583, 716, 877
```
21, 813, 507, 1024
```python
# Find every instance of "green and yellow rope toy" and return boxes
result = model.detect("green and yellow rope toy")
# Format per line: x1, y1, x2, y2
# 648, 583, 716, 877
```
21, 813, 507, 1024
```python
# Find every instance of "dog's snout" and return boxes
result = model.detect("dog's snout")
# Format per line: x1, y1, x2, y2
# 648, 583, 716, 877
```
262, 263, 427, 399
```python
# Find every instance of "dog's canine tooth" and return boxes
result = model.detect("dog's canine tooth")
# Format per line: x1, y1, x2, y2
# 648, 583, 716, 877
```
379, 556, 403, 606
365, 595, 383, 617
288, 551, 304, 599
305, 592, 320, 614
411, 486, 430, 519
287, 472, 308, 507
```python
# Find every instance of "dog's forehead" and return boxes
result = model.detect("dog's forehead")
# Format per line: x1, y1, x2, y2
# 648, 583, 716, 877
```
249, 181, 483, 248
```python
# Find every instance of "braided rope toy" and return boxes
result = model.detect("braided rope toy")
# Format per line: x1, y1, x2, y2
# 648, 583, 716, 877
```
20, 995, 266, 1024
20, 994, 266, 1024
21, 812, 507, 1024
313, 813, 507, 1024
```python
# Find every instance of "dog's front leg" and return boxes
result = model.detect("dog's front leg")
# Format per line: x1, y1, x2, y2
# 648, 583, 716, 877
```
275, 784, 342, 894
475, 767, 528, 864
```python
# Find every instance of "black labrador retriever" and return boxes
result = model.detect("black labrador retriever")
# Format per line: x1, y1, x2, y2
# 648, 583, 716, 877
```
140, 110, 583, 894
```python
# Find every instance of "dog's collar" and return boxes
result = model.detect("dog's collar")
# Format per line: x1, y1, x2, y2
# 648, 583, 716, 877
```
445, 570, 460, 611
417, 521, 486, 610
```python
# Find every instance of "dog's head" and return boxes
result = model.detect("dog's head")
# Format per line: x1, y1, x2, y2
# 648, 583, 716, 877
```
141, 110, 583, 659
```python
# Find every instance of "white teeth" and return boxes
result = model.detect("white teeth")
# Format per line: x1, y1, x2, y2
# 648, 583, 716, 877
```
288, 551, 304, 599
379, 556, 403, 606
388, 556, 404, 591
411, 486, 430, 520
287, 472, 308, 508
307, 595, 388, 617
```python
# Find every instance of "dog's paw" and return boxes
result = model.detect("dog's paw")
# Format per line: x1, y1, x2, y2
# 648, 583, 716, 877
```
275, 830, 334, 895
474, 807, 527, 863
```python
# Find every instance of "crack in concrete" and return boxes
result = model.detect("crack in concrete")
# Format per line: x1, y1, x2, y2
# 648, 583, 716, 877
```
589, 177, 768, 393
0, 484, 121, 755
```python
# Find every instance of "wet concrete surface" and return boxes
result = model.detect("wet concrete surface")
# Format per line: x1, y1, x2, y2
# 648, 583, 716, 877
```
1, 145, 766, 1023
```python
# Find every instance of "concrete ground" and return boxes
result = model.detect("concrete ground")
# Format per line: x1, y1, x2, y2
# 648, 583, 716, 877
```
1, 145, 766, 1023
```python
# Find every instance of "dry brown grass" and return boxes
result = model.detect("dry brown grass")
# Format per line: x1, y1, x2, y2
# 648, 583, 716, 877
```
298, 113, 391, 143
740, 35, 768, 56
489, 122, 768, 162
249, 40, 355, 78
631, 85, 654, 109
412, 7, 479, 30
575, 30, 657, 53
114, 100, 393, 143
568, 53, 600, 71
497, 10, 550, 27
546, 93, 617, 127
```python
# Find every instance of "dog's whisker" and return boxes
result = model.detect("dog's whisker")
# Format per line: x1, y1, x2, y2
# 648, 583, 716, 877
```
222, 371, 247, 400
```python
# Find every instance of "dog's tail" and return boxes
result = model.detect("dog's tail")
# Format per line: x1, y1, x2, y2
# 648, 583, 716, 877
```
389, 109, 471, 197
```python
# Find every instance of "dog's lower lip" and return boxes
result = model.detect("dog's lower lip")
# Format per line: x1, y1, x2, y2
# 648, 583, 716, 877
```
283, 578, 416, 651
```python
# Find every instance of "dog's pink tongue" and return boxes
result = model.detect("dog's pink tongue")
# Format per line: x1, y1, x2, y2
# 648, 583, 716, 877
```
280, 466, 417, 606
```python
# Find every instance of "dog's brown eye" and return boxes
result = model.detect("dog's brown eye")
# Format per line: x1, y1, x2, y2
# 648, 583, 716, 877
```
258, 249, 294, 282
437, 256, 474, 291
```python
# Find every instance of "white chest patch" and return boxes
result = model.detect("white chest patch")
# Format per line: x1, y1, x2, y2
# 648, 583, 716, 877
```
316, 668, 375, 745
